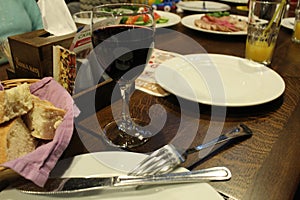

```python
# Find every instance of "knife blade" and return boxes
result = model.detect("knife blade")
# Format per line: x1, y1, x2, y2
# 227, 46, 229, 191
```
17, 167, 231, 195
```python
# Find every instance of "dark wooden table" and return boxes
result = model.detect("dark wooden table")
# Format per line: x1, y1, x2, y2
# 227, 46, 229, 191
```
1, 5, 299, 200
71, 8, 300, 200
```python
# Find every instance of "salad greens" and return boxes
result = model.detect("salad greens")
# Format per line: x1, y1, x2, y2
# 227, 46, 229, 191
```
120, 12, 169, 25
154, 12, 169, 24
100, 5, 169, 25
207, 11, 230, 18
120, 14, 152, 25
156, 17, 169, 24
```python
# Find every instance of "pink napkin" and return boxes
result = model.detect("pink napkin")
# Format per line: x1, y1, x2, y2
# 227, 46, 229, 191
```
0, 77, 80, 187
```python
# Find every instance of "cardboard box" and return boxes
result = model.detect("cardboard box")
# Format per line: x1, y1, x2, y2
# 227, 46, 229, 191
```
8, 29, 75, 78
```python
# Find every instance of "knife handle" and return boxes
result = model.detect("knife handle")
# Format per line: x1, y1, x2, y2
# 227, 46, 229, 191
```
115, 166, 231, 187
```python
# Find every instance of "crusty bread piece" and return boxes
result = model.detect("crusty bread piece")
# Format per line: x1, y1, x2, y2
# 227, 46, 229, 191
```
23, 95, 66, 140
0, 117, 37, 164
0, 83, 33, 124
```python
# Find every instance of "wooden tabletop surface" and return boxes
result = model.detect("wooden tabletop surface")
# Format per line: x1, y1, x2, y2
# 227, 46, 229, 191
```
72, 7, 300, 200
1, 4, 299, 200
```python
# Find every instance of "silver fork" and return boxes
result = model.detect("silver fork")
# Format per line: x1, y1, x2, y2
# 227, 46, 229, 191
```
129, 124, 252, 176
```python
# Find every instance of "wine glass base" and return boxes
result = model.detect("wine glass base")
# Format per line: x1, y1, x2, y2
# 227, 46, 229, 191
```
103, 119, 149, 149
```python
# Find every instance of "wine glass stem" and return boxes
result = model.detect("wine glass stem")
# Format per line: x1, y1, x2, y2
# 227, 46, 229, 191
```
118, 81, 134, 133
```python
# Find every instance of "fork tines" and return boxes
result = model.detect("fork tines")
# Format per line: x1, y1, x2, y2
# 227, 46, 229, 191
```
128, 145, 182, 176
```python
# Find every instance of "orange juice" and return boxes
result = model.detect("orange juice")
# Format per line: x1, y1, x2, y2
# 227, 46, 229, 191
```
245, 40, 275, 65
292, 21, 300, 43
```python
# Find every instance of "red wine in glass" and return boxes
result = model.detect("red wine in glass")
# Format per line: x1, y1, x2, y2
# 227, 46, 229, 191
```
92, 25, 154, 82
91, 5, 155, 148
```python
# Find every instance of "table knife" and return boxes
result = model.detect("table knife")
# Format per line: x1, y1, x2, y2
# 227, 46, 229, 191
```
17, 166, 231, 195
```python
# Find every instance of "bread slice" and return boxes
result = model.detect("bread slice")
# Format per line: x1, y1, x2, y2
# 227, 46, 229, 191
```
0, 117, 37, 164
0, 83, 33, 124
23, 95, 66, 140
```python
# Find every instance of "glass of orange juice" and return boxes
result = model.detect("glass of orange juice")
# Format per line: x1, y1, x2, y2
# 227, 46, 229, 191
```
292, 0, 300, 43
245, 0, 286, 65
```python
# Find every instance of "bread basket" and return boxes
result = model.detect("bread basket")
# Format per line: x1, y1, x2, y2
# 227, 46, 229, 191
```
0, 77, 76, 188
1, 78, 40, 89
0, 78, 41, 189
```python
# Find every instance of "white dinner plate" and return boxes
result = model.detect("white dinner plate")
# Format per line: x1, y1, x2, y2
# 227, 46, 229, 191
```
154, 54, 285, 107
181, 14, 248, 35
0, 151, 223, 200
73, 11, 180, 28
281, 17, 295, 30
155, 11, 181, 28
177, 1, 231, 12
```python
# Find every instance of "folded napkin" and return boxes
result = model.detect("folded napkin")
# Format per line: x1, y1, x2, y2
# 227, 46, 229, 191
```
135, 49, 180, 97
0, 77, 80, 187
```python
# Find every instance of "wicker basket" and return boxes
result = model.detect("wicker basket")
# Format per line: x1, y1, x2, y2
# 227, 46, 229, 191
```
1, 78, 40, 89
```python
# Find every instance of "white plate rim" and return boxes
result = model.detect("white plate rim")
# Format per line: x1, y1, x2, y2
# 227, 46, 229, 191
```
177, 1, 231, 12
155, 11, 181, 28
181, 14, 248, 35
0, 152, 224, 200
154, 54, 285, 107
281, 17, 295, 30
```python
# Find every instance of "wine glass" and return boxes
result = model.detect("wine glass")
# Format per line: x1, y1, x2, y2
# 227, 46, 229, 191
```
92, 3, 155, 148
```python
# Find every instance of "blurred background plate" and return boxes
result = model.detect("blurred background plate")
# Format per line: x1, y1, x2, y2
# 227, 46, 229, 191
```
155, 11, 181, 28
177, 1, 231, 12
73, 10, 181, 28
281, 17, 295, 30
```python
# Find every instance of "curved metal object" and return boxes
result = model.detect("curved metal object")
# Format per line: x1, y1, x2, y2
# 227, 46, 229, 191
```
129, 124, 252, 176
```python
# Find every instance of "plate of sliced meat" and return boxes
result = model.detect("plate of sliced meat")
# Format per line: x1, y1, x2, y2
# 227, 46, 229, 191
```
181, 14, 248, 35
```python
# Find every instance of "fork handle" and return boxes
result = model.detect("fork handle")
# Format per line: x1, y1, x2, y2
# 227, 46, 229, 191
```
115, 167, 231, 187
184, 124, 252, 156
